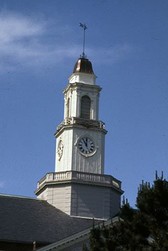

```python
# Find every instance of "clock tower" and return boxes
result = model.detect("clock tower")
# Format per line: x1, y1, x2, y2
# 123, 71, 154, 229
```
36, 56, 123, 220
55, 57, 106, 174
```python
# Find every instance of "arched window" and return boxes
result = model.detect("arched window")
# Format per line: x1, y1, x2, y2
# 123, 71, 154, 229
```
80, 95, 91, 119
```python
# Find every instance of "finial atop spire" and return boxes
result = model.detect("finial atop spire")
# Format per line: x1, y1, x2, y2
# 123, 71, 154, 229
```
79, 23, 87, 58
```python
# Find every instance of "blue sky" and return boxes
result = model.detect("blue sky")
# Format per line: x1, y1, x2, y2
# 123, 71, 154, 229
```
0, 0, 168, 207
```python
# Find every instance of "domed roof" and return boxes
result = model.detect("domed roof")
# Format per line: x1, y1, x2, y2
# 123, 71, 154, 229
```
73, 57, 94, 74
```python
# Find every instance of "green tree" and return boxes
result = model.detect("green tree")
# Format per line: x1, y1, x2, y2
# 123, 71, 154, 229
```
86, 175, 168, 251
136, 176, 168, 250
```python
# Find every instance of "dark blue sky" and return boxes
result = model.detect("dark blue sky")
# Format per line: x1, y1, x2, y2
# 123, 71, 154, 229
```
0, 0, 168, 206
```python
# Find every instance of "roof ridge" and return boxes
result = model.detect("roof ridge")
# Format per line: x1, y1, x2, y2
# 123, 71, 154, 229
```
0, 193, 38, 201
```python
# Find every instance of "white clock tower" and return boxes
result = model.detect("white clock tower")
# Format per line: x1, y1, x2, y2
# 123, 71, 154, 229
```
36, 55, 123, 220
55, 57, 106, 174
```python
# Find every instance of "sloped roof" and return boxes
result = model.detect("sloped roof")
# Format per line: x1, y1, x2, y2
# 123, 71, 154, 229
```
38, 217, 120, 251
0, 194, 94, 245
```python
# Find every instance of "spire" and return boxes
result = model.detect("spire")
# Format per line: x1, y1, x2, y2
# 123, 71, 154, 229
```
69, 24, 95, 85
79, 23, 87, 58
72, 23, 94, 74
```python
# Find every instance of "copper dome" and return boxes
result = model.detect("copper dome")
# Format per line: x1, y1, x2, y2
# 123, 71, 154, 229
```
73, 57, 94, 74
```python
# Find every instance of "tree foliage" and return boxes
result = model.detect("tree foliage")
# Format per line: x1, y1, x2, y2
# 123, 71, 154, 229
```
85, 175, 168, 251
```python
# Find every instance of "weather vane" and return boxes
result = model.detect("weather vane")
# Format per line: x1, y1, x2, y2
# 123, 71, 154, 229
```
79, 23, 87, 58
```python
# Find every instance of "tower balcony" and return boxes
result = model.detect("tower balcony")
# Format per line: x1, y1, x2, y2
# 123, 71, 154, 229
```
56, 117, 106, 133
36, 170, 122, 192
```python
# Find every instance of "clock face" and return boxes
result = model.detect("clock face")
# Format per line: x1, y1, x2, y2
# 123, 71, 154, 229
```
78, 137, 95, 156
57, 140, 64, 160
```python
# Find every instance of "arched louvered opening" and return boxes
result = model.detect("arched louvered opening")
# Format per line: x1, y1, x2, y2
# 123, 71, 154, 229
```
80, 95, 91, 119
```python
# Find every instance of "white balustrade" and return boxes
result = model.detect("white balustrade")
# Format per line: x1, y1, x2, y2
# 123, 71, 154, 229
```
37, 171, 121, 191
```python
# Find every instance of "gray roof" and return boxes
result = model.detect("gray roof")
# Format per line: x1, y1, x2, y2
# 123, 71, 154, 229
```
38, 217, 120, 251
0, 194, 94, 245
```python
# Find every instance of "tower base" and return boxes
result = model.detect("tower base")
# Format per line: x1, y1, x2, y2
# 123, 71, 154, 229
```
35, 171, 123, 220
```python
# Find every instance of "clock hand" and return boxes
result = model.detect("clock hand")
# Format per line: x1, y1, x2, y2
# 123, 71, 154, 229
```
83, 138, 88, 148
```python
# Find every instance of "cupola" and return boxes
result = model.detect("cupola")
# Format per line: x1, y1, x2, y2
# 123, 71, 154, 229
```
69, 57, 96, 85
73, 57, 94, 74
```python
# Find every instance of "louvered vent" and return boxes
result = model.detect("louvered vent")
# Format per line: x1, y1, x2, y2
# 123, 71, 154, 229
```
80, 96, 91, 119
